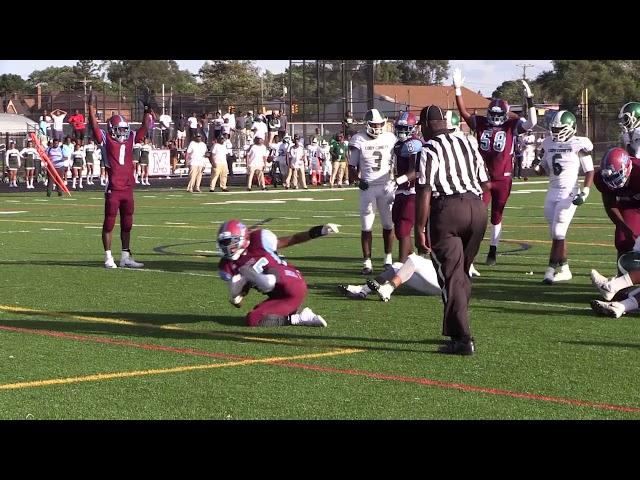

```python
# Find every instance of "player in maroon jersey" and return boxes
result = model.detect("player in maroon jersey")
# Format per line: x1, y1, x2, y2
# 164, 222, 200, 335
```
453, 68, 537, 265
88, 95, 153, 269
217, 219, 340, 327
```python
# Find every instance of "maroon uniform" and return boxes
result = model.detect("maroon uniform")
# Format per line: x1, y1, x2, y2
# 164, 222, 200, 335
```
218, 229, 308, 326
96, 124, 147, 233
594, 157, 640, 254
474, 116, 522, 225
392, 137, 422, 239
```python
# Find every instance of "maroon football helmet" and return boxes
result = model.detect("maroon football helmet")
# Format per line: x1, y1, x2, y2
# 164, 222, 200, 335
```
107, 114, 131, 143
600, 147, 632, 190
217, 219, 250, 260
487, 99, 510, 126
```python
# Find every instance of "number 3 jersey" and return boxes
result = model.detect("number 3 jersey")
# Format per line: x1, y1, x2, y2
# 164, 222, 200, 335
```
348, 131, 397, 185
541, 135, 594, 190
474, 116, 521, 180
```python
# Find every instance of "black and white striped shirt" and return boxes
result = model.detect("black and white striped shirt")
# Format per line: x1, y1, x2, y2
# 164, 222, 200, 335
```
417, 131, 488, 197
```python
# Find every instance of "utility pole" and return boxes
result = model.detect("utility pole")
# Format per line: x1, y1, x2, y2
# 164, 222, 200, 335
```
515, 63, 535, 81
76, 77, 93, 118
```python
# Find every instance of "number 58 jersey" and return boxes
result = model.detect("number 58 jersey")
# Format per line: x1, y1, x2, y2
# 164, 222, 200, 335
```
541, 136, 594, 190
349, 131, 397, 185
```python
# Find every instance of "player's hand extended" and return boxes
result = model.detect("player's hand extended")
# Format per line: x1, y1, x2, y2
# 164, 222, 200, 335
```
521, 80, 533, 98
384, 179, 398, 196
452, 68, 464, 89
572, 192, 586, 206
321, 223, 340, 235
358, 179, 369, 191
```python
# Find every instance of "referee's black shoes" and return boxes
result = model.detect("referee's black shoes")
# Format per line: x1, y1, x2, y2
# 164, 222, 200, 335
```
438, 337, 475, 356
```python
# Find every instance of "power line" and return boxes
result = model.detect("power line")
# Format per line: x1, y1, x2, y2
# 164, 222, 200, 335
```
515, 63, 535, 81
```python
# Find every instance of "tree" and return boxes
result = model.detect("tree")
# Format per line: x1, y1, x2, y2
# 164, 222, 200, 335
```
491, 80, 539, 105
27, 66, 79, 92
0, 74, 28, 95
198, 60, 261, 103
107, 60, 198, 99
375, 61, 402, 84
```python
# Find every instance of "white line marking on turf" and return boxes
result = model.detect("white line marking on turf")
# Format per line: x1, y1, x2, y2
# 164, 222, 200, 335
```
202, 200, 286, 205
142, 195, 157, 198
4, 200, 20, 203
165, 222, 188, 225
90, 197, 103, 200
511, 190, 547, 194
195, 250, 216, 254
498, 300, 591, 311
41, 228, 63, 231
84, 226, 102, 229
0, 211, 28, 214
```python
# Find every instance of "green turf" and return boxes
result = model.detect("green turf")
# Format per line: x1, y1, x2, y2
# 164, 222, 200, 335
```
0, 182, 638, 419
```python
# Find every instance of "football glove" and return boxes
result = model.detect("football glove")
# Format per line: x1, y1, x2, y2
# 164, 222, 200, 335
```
321, 223, 340, 235
358, 179, 369, 191
452, 68, 465, 89
572, 187, 589, 206
384, 179, 398, 197
521, 79, 533, 98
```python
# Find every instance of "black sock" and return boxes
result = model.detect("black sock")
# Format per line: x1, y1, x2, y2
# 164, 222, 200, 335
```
489, 245, 497, 254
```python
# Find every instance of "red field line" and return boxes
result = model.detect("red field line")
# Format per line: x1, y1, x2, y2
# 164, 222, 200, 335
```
2, 324, 639, 414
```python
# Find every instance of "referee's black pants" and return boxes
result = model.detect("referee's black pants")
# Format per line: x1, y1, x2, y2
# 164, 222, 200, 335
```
429, 192, 487, 339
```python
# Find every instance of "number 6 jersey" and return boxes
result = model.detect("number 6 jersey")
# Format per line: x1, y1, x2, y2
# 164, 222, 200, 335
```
348, 130, 397, 185
540, 135, 594, 190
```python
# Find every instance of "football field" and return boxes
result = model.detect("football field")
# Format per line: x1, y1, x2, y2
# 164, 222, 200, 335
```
0, 181, 638, 419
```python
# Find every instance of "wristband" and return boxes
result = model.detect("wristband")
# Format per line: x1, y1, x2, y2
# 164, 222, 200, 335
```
454, 87, 462, 96
395, 175, 408, 185
309, 225, 324, 239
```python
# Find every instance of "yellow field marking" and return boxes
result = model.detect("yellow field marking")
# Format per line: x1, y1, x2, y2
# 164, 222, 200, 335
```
0, 348, 363, 391
0, 305, 298, 346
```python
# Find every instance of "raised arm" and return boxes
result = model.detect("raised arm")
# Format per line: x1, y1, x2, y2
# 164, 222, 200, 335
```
452, 68, 475, 130
517, 80, 538, 132
276, 224, 340, 249
87, 95, 104, 144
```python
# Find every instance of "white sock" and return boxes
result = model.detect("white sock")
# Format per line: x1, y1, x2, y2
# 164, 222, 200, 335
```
491, 222, 502, 246
609, 273, 633, 294
544, 266, 555, 278
397, 254, 418, 284
384, 253, 393, 265
105, 250, 113, 259
363, 258, 372, 269
620, 296, 639, 313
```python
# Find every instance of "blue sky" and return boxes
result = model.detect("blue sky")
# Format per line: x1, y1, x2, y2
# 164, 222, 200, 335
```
0, 60, 553, 96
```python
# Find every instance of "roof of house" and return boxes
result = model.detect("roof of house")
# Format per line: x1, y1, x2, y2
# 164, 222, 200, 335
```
374, 84, 490, 113
2, 97, 31, 115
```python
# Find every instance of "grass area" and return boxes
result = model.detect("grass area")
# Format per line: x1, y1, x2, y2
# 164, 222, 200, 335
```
0, 182, 638, 419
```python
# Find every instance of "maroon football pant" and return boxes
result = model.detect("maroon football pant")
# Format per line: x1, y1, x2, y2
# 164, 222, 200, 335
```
616, 207, 640, 255
392, 193, 415, 239
246, 270, 308, 327
482, 177, 513, 225
103, 188, 134, 233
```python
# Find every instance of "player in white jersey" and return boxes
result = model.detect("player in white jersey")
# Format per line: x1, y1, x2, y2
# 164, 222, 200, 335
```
618, 102, 640, 156
537, 110, 594, 284
348, 109, 397, 275
339, 252, 441, 300
319, 139, 332, 185
306, 138, 323, 186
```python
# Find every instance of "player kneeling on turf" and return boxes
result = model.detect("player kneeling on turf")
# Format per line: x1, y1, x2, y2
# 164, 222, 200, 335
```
217, 219, 340, 327
590, 249, 640, 318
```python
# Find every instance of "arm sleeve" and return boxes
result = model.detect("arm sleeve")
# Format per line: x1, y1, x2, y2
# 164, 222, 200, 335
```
578, 138, 595, 172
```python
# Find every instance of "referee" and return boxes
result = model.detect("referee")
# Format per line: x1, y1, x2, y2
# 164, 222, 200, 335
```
415, 105, 490, 355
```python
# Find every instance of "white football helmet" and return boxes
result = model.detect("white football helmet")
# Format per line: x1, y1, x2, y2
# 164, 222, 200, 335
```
364, 109, 387, 138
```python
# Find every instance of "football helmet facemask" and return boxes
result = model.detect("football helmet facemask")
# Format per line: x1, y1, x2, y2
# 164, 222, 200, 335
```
549, 110, 577, 142
107, 114, 131, 143
394, 112, 417, 141
600, 147, 632, 190
619, 102, 640, 133
364, 108, 387, 138
486, 99, 509, 126
217, 219, 250, 260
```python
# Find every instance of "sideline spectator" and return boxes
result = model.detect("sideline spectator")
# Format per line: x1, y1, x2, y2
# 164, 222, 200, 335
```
209, 135, 229, 192
176, 113, 187, 149
185, 133, 207, 193
139, 137, 152, 186
267, 110, 281, 143
51, 108, 67, 141
187, 112, 198, 143
329, 132, 348, 187
278, 111, 288, 140
39, 109, 53, 141
159, 111, 172, 145
246, 134, 268, 191
5, 141, 20, 188
20, 139, 39, 189
45, 139, 65, 196
68, 109, 86, 141
343, 109, 355, 135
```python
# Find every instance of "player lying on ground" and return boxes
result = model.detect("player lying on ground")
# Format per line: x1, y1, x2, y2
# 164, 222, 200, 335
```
338, 252, 441, 301
218, 220, 340, 327
590, 250, 640, 318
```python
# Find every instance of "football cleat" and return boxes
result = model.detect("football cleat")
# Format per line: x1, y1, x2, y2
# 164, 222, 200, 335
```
361, 258, 373, 276
297, 307, 327, 327
104, 257, 117, 269
590, 300, 625, 319
551, 267, 572, 283
367, 279, 394, 302
590, 269, 615, 301
338, 284, 367, 299
120, 251, 144, 268
469, 264, 481, 277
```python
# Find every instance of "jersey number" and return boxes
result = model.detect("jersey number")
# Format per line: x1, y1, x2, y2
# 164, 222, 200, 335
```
480, 130, 507, 152
371, 151, 383, 172
552, 153, 563, 175
118, 144, 125, 165
252, 257, 269, 274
